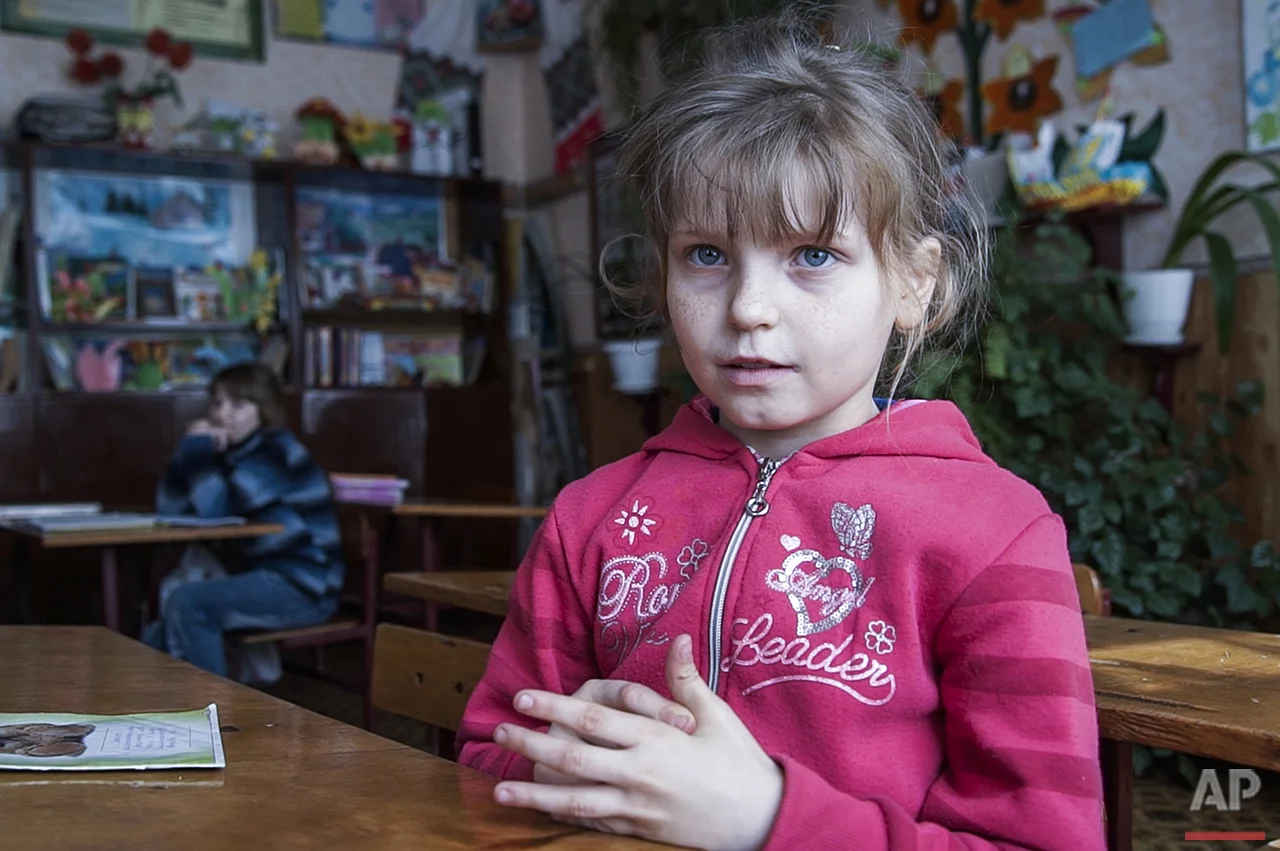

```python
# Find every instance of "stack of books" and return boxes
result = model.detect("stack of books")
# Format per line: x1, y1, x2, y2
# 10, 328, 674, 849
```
329, 473, 409, 506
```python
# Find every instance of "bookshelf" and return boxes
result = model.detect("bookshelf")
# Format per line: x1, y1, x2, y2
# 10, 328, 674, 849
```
0, 139, 509, 395
0, 140, 519, 546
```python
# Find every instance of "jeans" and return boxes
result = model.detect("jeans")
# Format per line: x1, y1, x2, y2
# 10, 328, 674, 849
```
141, 568, 337, 678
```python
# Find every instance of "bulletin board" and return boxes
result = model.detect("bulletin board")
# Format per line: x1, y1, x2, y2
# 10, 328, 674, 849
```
0, 0, 266, 61
271, 0, 426, 53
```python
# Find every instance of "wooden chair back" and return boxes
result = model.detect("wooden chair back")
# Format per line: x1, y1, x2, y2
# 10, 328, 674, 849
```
1073, 562, 1108, 616
372, 623, 493, 732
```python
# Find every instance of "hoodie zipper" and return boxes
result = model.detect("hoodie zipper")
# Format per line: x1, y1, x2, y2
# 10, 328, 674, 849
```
706, 455, 780, 694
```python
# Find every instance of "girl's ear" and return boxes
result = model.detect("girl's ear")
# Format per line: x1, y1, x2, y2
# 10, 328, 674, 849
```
895, 237, 941, 331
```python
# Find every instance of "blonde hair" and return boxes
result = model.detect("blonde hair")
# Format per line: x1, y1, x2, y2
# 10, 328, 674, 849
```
607, 11, 988, 397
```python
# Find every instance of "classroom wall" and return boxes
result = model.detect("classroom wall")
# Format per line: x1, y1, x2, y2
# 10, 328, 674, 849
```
842, 0, 1254, 272
0, 4, 550, 184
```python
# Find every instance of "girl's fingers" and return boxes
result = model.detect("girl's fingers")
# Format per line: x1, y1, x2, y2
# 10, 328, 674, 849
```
494, 776, 632, 825
584, 680, 697, 733
496, 721, 626, 784
510, 690, 661, 749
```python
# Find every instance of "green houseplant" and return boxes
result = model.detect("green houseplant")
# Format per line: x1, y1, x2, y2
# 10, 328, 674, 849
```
915, 218, 1280, 628
1123, 150, 1280, 353
915, 217, 1280, 780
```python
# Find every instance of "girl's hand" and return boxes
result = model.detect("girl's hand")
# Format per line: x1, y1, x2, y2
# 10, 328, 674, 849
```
492, 635, 784, 851
186, 419, 230, 452
534, 677, 697, 788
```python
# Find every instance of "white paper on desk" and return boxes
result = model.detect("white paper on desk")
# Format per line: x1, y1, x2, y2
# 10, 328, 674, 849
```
4, 512, 158, 533
0, 704, 225, 771
0, 502, 103, 520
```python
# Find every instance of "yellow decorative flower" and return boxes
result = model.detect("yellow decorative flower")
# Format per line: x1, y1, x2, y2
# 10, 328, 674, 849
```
344, 114, 374, 147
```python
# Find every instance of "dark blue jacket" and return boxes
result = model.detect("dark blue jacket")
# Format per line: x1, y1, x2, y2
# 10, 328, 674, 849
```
156, 428, 343, 598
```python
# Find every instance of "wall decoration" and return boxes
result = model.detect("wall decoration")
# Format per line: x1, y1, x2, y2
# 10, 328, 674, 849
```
0, 0, 263, 61
476, 0, 543, 53
887, 0, 1046, 148
981, 47, 1063, 137
921, 72, 966, 140
271, 0, 426, 52
1053, 1, 1169, 103
897, 0, 959, 55
1243, 0, 1280, 153
971, 0, 1043, 40
404, 0, 601, 176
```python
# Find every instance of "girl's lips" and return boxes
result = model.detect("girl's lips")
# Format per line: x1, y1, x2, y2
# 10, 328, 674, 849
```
719, 361, 794, 387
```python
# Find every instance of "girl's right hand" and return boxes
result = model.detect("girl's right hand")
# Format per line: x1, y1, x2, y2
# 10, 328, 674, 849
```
532, 679, 695, 787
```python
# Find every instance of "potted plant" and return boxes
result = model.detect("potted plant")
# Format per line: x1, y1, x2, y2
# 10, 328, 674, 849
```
1122, 150, 1280, 353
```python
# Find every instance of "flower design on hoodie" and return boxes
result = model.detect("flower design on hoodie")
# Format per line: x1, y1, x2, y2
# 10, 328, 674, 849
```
613, 497, 662, 547
864, 620, 896, 655
677, 538, 710, 577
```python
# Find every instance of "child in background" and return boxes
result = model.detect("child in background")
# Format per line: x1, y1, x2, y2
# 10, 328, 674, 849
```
142, 362, 343, 680
457, 12, 1104, 851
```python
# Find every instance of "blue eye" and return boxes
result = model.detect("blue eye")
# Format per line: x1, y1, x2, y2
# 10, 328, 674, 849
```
799, 248, 831, 268
691, 245, 724, 266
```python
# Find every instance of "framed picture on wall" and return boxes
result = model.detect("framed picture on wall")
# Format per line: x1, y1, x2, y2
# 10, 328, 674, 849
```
476, 0, 543, 53
0, 0, 265, 61
1242, 0, 1280, 153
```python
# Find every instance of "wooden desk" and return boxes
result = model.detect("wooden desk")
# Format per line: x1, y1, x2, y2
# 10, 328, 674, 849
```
393, 500, 550, 520
384, 571, 515, 618
5, 522, 284, 633
1086, 614, 1280, 769
0, 626, 671, 851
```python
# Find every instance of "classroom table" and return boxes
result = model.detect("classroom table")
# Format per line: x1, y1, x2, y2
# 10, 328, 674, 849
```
4, 522, 283, 633
384, 570, 514, 618
0, 626, 673, 851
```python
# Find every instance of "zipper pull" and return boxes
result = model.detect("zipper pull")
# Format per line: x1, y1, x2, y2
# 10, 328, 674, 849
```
745, 458, 778, 517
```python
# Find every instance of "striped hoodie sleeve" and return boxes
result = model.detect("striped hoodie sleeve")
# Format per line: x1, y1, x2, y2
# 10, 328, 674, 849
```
760, 514, 1107, 851
456, 509, 600, 780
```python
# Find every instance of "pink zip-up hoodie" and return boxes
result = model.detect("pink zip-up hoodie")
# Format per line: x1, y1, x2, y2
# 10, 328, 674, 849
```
458, 397, 1106, 851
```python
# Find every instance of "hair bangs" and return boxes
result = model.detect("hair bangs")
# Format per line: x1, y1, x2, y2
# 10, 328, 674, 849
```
652, 117, 861, 249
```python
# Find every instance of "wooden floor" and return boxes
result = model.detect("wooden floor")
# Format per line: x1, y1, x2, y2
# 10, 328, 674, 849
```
261, 643, 1280, 851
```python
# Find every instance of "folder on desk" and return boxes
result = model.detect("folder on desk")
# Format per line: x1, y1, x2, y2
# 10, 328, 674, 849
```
3, 512, 158, 534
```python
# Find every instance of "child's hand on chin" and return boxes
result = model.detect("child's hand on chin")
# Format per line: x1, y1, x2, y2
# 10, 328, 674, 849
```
186, 419, 230, 452
493, 634, 784, 851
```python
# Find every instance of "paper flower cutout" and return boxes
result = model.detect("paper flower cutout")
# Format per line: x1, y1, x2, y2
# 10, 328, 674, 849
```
981, 48, 1063, 136
925, 78, 966, 140
898, 0, 958, 56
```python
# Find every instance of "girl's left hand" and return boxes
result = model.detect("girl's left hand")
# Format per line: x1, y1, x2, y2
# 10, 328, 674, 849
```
492, 634, 784, 851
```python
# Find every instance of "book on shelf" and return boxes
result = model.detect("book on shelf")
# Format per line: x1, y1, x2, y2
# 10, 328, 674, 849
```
304, 326, 482, 388
330, 473, 409, 505
0, 705, 225, 771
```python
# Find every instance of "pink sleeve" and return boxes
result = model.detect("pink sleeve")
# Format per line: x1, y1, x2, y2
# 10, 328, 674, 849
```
761, 514, 1107, 851
456, 509, 600, 780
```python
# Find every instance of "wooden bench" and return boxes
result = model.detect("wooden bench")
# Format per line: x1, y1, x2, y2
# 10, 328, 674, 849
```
371, 622, 493, 735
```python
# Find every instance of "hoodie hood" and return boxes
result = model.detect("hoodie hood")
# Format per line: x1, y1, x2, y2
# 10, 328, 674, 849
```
644, 395, 992, 466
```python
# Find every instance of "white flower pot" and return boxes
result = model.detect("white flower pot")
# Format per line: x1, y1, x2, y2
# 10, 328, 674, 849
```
1119, 268, 1196, 346
602, 337, 663, 394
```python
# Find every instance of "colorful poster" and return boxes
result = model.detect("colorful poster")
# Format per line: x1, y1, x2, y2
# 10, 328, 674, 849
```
272, 0, 424, 50
1244, 0, 1280, 153
295, 186, 449, 309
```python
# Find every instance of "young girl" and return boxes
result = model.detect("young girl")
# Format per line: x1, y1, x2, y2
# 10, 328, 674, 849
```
457, 15, 1104, 851
142, 362, 343, 680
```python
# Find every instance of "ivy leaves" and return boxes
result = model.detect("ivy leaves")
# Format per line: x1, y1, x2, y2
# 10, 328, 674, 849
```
916, 218, 1280, 630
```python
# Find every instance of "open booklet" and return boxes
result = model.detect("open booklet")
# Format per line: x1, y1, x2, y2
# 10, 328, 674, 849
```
0, 705, 226, 771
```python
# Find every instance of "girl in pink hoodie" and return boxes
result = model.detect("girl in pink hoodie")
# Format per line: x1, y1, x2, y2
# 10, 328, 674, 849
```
457, 12, 1105, 851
